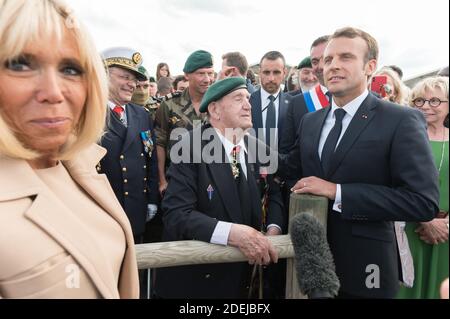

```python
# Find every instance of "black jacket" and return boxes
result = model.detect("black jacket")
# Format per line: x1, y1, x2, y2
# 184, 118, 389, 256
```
155, 125, 284, 298
281, 93, 439, 298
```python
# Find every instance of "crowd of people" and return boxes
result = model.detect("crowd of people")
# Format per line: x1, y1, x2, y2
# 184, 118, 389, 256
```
0, 0, 448, 299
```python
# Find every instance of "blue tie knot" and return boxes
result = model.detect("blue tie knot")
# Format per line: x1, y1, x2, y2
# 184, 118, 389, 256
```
334, 108, 346, 122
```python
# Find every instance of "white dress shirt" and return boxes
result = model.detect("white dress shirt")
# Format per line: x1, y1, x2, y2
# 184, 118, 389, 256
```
210, 130, 281, 245
107, 101, 127, 126
260, 88, 281, 142
210, 130, 247, 245
318, 89, 369, 213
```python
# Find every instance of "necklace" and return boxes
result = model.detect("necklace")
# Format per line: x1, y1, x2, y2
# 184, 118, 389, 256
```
437, 129, 447, 173
438, 142, 445, 172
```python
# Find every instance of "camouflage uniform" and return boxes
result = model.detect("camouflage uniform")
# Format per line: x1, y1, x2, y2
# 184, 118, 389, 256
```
143, 92, 183, 122
154, 89, 207, 160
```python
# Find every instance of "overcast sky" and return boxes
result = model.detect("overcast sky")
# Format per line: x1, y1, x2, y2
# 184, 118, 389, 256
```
70, 0, 449, 80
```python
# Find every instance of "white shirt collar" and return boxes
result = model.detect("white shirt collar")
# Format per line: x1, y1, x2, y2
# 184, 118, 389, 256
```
214, 129, 247, 159
107, 101, 126, 110
261, 87, 281, 102
330, 89, 368, 118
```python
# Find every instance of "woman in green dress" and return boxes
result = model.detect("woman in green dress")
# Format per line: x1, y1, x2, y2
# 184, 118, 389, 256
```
397, 76, 449, 299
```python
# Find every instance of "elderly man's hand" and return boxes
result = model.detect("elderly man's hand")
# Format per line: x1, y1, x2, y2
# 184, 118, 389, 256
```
228, 224, 278, 265
415, 218, 449, 245
291, 176, 337, 200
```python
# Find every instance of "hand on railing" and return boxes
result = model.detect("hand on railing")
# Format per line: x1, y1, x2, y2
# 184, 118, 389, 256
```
228, 224, 278, 266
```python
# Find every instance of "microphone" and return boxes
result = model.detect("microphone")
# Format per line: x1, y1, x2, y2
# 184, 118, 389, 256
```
290, 213, 340, 299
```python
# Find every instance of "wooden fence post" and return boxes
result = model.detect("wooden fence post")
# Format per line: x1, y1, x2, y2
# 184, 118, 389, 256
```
285, 193, 328, 299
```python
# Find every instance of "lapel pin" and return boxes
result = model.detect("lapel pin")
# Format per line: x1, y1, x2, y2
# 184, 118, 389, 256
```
207, 184, 214, 201
362, 114, 368, 119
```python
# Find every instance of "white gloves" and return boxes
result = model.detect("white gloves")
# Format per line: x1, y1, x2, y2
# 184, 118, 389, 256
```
146, 204, 158, 222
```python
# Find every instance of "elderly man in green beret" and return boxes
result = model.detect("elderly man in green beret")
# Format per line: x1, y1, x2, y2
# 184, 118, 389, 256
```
154, 77, 284, 299
154, 50, 215, 196
297, 56, 318, 94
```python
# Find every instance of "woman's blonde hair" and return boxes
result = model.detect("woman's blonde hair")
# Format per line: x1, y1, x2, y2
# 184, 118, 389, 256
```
0, 0, 108, 160
409, 76, 449, 106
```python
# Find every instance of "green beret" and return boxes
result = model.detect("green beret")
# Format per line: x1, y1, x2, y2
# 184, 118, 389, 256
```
138, 66, 150, 79
183, 50, 213, 74
199, 77, 247, 113
297, 56, 312, 69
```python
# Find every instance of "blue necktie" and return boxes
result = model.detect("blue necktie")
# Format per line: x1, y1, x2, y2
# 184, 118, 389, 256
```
265, 95, 276, 147
321, 108, 346, 175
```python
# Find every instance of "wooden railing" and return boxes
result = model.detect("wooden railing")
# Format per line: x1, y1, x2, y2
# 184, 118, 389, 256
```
135, 193, 328, 298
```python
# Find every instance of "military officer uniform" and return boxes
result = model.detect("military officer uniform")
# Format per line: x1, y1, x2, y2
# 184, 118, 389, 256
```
98, 47, 158, 240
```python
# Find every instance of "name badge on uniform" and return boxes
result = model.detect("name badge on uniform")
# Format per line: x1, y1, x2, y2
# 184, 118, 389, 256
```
140, 130, 154, 156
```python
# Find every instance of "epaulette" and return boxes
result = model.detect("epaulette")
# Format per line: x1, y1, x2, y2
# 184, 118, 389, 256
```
148, 91, 183, 107
160, 91, 182, 102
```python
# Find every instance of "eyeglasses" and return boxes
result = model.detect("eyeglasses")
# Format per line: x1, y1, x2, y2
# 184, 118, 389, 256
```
412, 97, 448, 108
110, 71, 138, 85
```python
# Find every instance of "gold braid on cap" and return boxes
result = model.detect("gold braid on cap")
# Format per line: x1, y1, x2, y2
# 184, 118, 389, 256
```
104, 57, 139, 70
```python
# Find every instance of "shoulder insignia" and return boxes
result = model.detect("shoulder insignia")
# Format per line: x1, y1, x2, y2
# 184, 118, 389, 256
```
170, 116, 181, 125
161, 91, 183, 102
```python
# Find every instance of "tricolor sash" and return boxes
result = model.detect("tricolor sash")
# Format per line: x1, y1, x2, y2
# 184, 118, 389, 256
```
303, 84, 330, 112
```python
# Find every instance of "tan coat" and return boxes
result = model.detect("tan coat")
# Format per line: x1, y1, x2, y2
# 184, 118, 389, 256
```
0, 144, 139, 298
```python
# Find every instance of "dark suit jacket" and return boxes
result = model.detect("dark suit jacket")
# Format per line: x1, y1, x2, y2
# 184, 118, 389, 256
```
250, 89, 292, 147
287, 88, 302, 97
99, 103, 158, 236
278, 92, 310, 155
155, 125, 284, 298
282, 93, 439, 298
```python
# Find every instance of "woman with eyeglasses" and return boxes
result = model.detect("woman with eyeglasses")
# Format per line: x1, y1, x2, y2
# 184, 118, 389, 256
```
397, 76, 449, 299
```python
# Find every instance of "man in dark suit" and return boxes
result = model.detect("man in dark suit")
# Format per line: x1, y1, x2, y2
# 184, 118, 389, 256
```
250, 51, 292, 151
249, 51, 294, 298
155, 77, 284, 298
98, 47, 158, 243
283, 27, 439, 298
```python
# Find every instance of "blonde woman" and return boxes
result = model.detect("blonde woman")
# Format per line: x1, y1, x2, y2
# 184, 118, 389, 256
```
0, 0, 138, 298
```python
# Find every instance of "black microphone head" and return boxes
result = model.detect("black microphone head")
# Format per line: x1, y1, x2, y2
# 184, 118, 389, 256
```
290, 213, 340, 298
